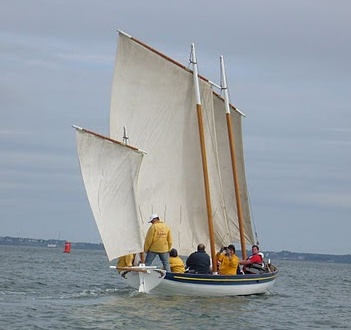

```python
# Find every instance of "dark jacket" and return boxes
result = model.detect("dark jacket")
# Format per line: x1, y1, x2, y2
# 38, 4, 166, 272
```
186, 250, 210, 274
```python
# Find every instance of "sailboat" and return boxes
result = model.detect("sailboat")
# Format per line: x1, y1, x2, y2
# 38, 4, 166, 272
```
73, 30, 278, 296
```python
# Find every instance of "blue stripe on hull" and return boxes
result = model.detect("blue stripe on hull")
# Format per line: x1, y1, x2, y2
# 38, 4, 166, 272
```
164, 271, 278, 286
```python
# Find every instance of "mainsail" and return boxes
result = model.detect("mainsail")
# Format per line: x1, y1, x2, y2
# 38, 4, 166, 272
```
76, 128, 145, 261
108, 32, 254, 256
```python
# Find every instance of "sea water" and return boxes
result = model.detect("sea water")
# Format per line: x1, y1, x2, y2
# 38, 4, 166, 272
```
1, 245, 350, 329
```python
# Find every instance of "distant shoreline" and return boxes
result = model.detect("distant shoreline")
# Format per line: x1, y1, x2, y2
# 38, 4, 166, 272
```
0, 236, 104, 251
1, 236, 350, 264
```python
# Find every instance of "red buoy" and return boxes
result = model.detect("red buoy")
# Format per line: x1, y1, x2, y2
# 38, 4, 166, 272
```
63, 241, 71, 253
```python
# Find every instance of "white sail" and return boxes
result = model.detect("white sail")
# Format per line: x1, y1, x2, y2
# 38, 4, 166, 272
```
211, 92, 254, 245
109, 32, 254, 255
76, 128, 144, 261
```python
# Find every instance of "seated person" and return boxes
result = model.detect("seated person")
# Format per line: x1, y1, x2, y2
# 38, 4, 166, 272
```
186, 243, 211, 274
240, 245, 264, 274
116, 254, 135, 273
169, 248, 185, 273
216, 244, 240, 275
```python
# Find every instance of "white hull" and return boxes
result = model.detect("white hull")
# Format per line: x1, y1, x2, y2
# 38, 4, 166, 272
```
120, 266, 278, 296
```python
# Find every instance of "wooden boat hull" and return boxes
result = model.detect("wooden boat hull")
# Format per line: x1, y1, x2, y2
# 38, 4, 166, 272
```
121, 266, 278, 296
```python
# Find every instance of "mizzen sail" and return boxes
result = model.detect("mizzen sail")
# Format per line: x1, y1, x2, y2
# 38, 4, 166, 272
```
211, 93, 254, 245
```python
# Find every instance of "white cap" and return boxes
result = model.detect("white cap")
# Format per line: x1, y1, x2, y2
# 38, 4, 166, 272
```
148, 214, 159, 223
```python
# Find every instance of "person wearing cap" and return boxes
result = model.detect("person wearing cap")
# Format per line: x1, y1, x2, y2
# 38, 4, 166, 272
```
144, 214, 172, 272
216, 244, 240, 275
169, 248, 185, 273
240, 244, 264, 274
185, 243, 211, 274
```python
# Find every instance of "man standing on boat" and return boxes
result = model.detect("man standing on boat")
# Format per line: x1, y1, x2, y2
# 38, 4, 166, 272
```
144, 214, 172, 272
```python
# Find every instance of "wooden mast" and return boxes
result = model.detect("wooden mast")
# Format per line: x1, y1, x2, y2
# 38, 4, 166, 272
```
220, 56, 247, 260
191, 44, 217, 273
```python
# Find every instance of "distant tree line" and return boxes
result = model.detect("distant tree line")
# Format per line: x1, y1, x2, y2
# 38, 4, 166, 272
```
1, 236, 350, 263
0, 236, 104, 250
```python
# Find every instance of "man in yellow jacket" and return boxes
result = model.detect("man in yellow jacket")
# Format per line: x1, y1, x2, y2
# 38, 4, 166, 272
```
116, 254, 135, 273
144, 214, 172, 272
169, 248, 185, 273
216, 244, 240, 275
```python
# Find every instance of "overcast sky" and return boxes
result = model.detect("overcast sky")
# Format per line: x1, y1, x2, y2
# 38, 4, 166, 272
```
1, 1, 350, 255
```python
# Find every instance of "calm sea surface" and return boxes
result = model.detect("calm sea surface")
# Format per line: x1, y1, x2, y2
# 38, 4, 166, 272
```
1, 245, 350, 329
